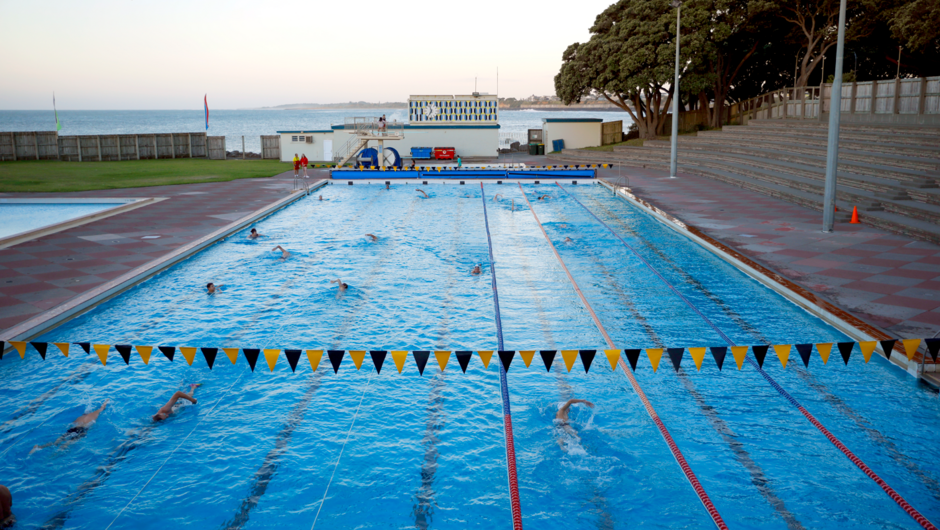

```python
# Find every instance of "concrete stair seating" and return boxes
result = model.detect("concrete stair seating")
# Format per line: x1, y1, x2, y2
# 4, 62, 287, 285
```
693, 129, 940, 158
722, 123, 940, 147
744, 119, 940, 139
637, 137, 939, 173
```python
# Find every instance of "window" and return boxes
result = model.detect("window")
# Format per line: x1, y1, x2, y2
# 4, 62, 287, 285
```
291, 136, 298, 142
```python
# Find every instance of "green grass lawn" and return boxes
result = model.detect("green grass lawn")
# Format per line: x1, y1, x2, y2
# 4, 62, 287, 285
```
0, 159, 288, 192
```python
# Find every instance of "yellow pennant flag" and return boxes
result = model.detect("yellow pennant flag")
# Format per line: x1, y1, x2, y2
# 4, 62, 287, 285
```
604, 349, 621, 371
392, 350, 408, 373
307, 350, 323, 371
731, 346, 748, 370
223, 348, 240, 365
519, 350, 536, 368
54, 342, 70, 357
816, 343, 832, 364
859, 341, 877, 363
688, 347, 706, 371
349, 350, 366, 370
180, 347, 197, 366
773, 344, 791, 368
264, 349, 279, 371
9, 341, 27, 359
561, 350, 578, 372
136, 346, 153, 365
478, 350, 493, 369
902, 338, 921, 361
93, 344, 110, 366
647, 348, 663, 372
434, 351, 450, 372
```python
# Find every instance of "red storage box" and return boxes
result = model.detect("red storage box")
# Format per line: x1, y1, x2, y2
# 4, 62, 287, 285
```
433, 147, 455, 160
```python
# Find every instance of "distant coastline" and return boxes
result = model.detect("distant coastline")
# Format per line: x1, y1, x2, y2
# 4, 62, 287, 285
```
258, 102, 621, 111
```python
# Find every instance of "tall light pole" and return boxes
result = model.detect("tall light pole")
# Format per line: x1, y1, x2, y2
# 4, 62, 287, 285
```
822, 0, 847, 232
669, 0, 681, 178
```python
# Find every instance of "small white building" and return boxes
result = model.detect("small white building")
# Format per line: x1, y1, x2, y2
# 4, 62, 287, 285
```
278, 94, 500, 163
542, 118, 603, 151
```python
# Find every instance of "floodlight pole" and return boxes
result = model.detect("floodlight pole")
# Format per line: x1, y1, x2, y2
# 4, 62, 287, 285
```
822, 0, 847, 232
669, 0, 681, 178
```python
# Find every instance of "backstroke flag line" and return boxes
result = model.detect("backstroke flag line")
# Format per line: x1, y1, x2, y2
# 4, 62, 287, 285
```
204, 94, 209, 130
53, 93, 61, 132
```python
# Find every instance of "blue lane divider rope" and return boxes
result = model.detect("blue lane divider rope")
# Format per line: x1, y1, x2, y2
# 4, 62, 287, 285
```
480, 183, 524, 530
558, 182, 937, 530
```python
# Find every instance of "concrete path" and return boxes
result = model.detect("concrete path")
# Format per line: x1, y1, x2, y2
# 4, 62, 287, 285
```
587, 163, 940, 357
0, 168, 326, 333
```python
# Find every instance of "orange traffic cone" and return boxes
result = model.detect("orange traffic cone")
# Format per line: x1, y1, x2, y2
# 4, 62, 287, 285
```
850, 206, 860, 224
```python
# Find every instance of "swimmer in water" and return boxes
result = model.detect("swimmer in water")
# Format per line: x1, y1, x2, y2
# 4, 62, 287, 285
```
330, 279, 349, 292
471, 264, 482, 275
207, 282, 222, 295
248, 228, 262, 239
153, 384, 200, 422
386, 182, 390, 190
511, 199, 515, 212
365, 233, 378, 242
556, 398, 594, 445
0, 484, 13, 529
493, 194, 503, 202
272, 245, 290, 259
416, 189, 428, 198
30, 400, 110, 454
319, 195, 323, 201
538, 194, 551, 200
564, 237, 573, 243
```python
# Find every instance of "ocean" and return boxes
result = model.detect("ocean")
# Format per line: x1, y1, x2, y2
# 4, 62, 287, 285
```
0, 109, 631, 154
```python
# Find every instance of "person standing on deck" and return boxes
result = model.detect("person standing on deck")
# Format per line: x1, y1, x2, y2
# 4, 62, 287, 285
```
293, 154, 300, 178
301, 154, 309, 178
378, 114, 387, 135
457, 156, 462, 168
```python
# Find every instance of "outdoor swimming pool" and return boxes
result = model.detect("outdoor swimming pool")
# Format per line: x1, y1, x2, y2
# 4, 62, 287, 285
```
0, 201, 127, 240
1, 183, 938, 529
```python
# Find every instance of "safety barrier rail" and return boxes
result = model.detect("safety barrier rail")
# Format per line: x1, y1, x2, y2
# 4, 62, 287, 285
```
3, 340, 933, 370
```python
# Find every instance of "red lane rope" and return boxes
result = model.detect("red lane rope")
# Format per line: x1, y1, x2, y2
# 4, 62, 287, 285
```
518, 183, 728, 530
559, 181, 937, 530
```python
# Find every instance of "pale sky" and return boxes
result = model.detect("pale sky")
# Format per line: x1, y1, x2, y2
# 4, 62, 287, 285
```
0, 0, 615, 110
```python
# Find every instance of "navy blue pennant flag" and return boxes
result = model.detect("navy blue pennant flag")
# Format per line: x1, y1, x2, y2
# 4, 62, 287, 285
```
710, 347, 727, 371
0, 341, 5, 360
624, 349, 642, 371
328, 350, 345, 374
31, 342, 48, 360
837, 342, 855, 365
370, 351, 388, 374
115, 344, 133, 365
880, 339, 896, 360
579, 350, 596, 373
455, 351, 472, 373
796, 344, 813, 367
498, 350, 515, 371
159, 346, 176, 362
540, 350, 556, 372
78, 342, 91, 354
752, 345, 769, 369
201, 347, 218, 369
667, 348, 684, 372
925, 339, 940, 362
242, 348, 260, 371
413, 351, 430, 375
285, 349, 302, 372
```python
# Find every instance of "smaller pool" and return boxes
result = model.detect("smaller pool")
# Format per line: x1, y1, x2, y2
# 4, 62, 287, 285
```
0, 201, 128, 239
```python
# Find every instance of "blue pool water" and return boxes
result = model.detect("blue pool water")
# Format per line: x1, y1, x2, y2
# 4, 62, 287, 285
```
1, 183, 938, 529
0, 203, 122, 239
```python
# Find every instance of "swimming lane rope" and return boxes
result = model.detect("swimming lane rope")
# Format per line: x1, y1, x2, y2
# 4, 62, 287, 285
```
557, 182, 937, 530
480, 183, 524, 530
519, 183, 728, 530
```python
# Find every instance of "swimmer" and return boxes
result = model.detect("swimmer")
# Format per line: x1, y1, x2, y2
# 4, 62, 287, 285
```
365, 233, 378, 242
30, 400, 110, 454
471, 264, 482, 275
207, 282, 222, 295
319, 195, 323, 201
416, 189, 428, 198
556, 398, 594, 443
564, 237, 573, 243
248, 228, 262, 239
386, 182, 390, 190
511, 199, 515, 212
153, 384, 200, 422
538, 194, 551, 200
272, 245, 290, 259
0, 484, 13, 529
330, 279, 349, 292
493, 194, 503, 202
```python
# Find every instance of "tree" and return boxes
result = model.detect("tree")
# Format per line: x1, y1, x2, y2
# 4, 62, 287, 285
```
555, 0, 702, 139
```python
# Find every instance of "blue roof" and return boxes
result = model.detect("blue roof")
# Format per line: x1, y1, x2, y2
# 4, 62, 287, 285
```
542, 118, 604, 123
